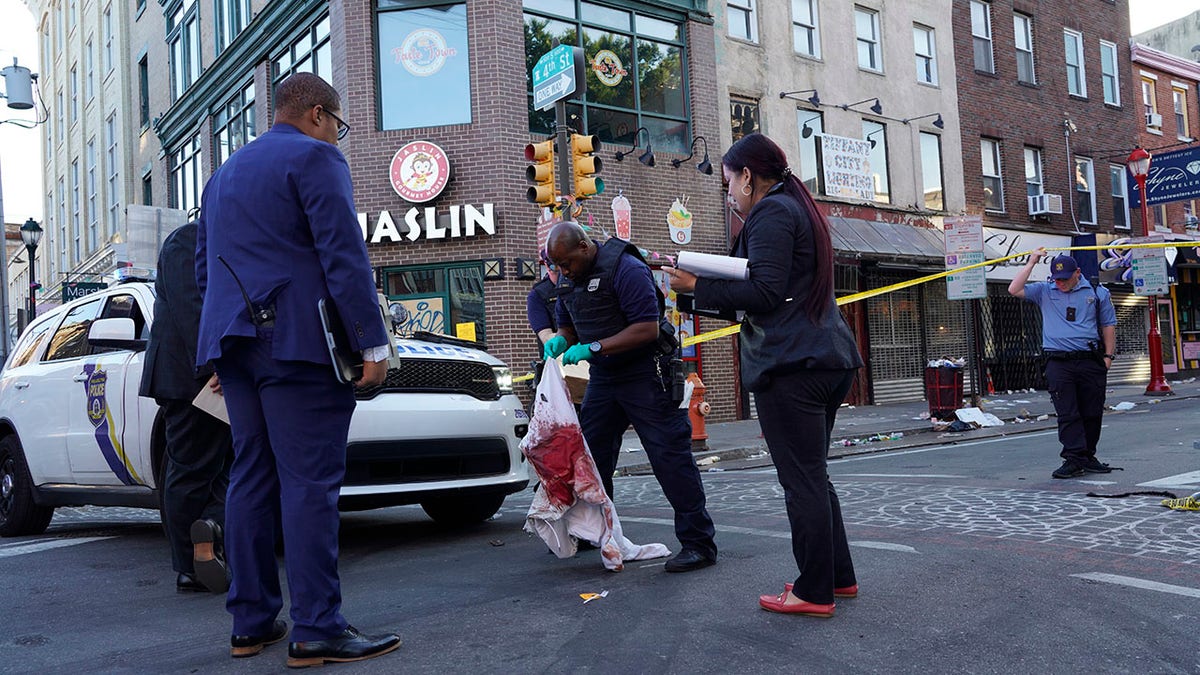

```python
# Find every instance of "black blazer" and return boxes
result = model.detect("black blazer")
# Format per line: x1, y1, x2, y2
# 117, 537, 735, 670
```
139, 222, 212, 402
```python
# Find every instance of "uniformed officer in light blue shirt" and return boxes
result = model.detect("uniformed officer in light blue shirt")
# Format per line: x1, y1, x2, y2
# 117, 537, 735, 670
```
1009, 247, 1117, 479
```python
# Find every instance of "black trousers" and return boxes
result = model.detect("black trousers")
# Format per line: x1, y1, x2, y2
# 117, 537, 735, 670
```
160, 398, 233, 575
754, 369, 857, 605
1045, 358, 1107, 462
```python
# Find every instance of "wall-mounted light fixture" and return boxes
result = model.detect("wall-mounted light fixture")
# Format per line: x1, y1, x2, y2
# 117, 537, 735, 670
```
613, 127, 655, 166
671, 136, 712, 174
837, 97, 883, 115
902, 112, 944, 129
779, 89, 821, 107
515, 257, 539, 280
482, 258, 505, 280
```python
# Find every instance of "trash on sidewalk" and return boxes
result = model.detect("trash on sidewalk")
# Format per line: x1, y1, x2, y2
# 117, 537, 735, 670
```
926, 357, 966, 367
1111, 401, 1137, 411
835, 431, 905, 447
935, 420, 975, 433
1036, 414, 1050, 421
696, 455, 720, 466
954, 407, 1004, 427
580, 590, 609, 604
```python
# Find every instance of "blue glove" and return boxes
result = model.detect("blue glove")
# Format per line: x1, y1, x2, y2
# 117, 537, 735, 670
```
543, 335, 568, 360
562, 342, 595, 366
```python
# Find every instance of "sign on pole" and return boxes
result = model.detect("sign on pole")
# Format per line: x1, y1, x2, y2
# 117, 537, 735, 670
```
532, 44, 579, 111
1131, 238, 1170, 296
62, 282, 107, 303
944, 216, 987, 300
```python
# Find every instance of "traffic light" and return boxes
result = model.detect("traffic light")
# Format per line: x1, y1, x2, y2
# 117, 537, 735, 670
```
524, 139, 556, 206
571, 134, 605, 199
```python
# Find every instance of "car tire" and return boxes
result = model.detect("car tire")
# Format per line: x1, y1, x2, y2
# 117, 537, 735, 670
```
0, 435, 54, 537
420, 493, 505, 526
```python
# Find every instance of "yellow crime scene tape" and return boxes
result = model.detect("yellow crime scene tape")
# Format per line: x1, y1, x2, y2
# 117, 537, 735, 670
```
511, 240, 1197, 379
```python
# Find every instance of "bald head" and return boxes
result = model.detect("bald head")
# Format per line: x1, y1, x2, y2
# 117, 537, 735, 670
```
546, 221, 596, 282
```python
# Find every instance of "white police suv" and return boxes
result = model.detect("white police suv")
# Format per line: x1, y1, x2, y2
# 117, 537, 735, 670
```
0, 274, 529, 536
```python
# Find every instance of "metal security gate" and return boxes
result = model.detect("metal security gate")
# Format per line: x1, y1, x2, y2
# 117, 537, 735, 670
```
1108, 289, 1150, 385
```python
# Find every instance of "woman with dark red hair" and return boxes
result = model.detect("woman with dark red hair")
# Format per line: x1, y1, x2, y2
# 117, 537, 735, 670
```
666, 132, 863, 618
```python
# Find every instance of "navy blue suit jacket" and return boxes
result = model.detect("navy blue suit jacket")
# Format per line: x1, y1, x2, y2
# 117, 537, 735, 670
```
195, 123, 386, 368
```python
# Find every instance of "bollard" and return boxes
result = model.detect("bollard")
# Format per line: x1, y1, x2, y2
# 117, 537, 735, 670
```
687, 373, 710, 451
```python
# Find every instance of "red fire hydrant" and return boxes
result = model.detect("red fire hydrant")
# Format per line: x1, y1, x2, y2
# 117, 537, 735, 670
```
687, 373, 710, 451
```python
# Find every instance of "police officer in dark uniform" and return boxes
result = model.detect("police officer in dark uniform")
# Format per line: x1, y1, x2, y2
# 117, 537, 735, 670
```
1009, 248, 1117, 479
544, 221, 717, 573
526, 250, 559, 350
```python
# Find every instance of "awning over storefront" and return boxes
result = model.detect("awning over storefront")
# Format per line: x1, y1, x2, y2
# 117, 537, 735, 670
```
830, 217, 1004, 268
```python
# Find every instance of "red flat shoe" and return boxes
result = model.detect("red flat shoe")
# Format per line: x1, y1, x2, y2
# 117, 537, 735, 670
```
758, 591, 835, 617
784, 582, 859, 598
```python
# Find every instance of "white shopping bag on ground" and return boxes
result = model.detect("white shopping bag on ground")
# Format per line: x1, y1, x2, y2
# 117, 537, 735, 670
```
520, 359, 670, 571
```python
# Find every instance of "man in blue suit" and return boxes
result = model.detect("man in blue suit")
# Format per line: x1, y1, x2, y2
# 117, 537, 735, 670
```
196, 72, 400, 668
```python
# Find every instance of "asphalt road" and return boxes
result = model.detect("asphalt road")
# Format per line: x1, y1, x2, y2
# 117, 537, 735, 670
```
1, 405, 1197, 674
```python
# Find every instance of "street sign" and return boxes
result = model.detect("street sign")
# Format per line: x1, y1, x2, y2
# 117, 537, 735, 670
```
62, 282, 107, 303
1131, 243, 1170, 296
944, 216, 986, 300
532, 45, 580, 111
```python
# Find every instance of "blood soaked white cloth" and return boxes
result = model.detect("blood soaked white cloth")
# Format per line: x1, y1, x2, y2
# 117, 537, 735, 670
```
520, 360, 670, 571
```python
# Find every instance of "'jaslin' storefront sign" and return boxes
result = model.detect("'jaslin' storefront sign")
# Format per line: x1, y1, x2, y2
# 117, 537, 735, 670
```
1128, 144, 1200, 208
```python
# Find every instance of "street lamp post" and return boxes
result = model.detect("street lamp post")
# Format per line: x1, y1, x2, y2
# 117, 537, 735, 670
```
19, 218, 42, 322
1125, 147, 1173, 395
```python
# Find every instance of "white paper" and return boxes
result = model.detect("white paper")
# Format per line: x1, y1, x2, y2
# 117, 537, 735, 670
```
954, 407, 1004, 427
676, 251, 750, 281
191, 374, 230, 425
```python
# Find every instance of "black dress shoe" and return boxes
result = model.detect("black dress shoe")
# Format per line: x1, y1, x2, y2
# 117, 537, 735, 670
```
231, 619, 289, 658
287, 626, 401, 668
176, 572, 207, 593
664, 548, 716, 573
190, 519, 229, 594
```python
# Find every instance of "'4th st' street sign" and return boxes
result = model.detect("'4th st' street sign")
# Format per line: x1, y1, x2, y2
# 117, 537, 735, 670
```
532, 45, 581, 111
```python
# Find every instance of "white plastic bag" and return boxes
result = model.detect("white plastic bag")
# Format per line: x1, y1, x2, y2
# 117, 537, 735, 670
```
520, 360, 670, 571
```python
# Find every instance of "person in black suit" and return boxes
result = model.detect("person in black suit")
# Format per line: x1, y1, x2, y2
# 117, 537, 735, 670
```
138, 220, 233, 594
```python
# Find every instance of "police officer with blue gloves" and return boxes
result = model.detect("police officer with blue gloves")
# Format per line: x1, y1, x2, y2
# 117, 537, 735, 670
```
1009, 248, 1117, 479
544, 221, 718, 573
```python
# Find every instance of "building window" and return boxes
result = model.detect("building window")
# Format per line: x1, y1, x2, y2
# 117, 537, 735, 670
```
167, 0, 201, 102
142, 172, 152, 206
107, 114, 119, 230
67, 0, 75, 30
378, 1, 470, 130
1075, 156, 1095, 225
981, 138, 1003, 212
1063, 29, 1085, 97
274, 15, 331, 83
970, 1, 993, 73
213, 81, 256, 166
727, 0, 757, 43
1024, 146, 1042, 198
1110, 165, 1128, 230
1174, 86, 1190, 139
1142, 76, 1159, 129
791, 0, 819, 57
1153, 204, 1166, 230
103, 6, 113, 74
1014, 13, 1035, 84
58, 177, 66, 271
169, 135, 202, 213
525, 5, 690, 154
55, 88, 64, 141
215, 0, 250, 55
138, 56, 149, 128
69, 65, 78, 123
919, 132, 943, 211
86, 140, 98, 252
913, 24, 936, 85
862, 119, 889, 203
1100, 41, 1119, 105
797, 109, 823, 194
71, 160, 80, 263
384, 262, 486, 342
85, 39, 94, 100
730, 97, 759, 142
855, 6, 881, 72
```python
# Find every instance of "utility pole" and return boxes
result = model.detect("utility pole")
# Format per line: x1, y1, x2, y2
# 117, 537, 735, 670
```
0, 155, 12, 362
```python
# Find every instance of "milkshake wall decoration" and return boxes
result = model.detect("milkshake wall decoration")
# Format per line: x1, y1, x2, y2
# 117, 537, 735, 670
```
667, 196, 692, 245
612, 191, 632, 240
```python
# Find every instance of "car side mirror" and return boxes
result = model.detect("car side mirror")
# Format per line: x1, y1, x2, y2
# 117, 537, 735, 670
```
88, 317, 147, 352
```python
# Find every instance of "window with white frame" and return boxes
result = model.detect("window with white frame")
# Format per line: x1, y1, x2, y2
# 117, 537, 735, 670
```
1142, 76, 1159, 129
1174, 86, 1190, 139
55, 88, 63, 141
170, 135, 202, 213
1074, 156, 1095, 225
106, 114, 119, 230
167, 0, 201, 102
70, 160, 80, 263
274, 16, 331, 84
69, 65, 78, 123
85, 39, 94, 100
728, 0, 757, 42
103, 6, 113, 74
863, 119, 890, 203
797, 109, 823, 194
970, 1, 993, 73
57, 177, 66, 271
1153, 204, 1166, 230
914, 24, 936, 85
919, 132, 943, 211
981, 138, 1003, 211
1064, 29, 1085, 97
855, 7, 881, 72
1184, 201, 1196, 229
1014, 13, 1034, 84
792, 0, 819, 57
1024, 146, 1042, 198
213, 82, 256, 167
86, 139, 97, 252
215, 0, 251, 54
1110, 165, 1128, 229
1100, 41, 1119, 105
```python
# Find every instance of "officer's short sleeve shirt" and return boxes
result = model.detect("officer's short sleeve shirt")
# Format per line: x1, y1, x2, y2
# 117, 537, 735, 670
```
1023, 278, 1116, 352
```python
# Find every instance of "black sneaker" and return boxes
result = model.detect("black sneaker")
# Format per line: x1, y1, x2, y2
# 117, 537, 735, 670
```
1079, 457, 1113, 474
1052, 461, 1085, 479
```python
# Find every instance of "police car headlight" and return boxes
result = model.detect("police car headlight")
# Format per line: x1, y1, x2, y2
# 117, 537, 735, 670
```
493, 366, 513, 394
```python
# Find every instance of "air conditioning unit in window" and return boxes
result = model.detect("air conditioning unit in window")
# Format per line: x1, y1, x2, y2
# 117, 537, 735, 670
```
1028, 193, 1063, 216
1146, 112, 1163, 128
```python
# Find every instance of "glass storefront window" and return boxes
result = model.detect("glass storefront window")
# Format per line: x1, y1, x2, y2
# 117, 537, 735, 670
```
385, 263, 486, 343
377, 1, 472, 130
